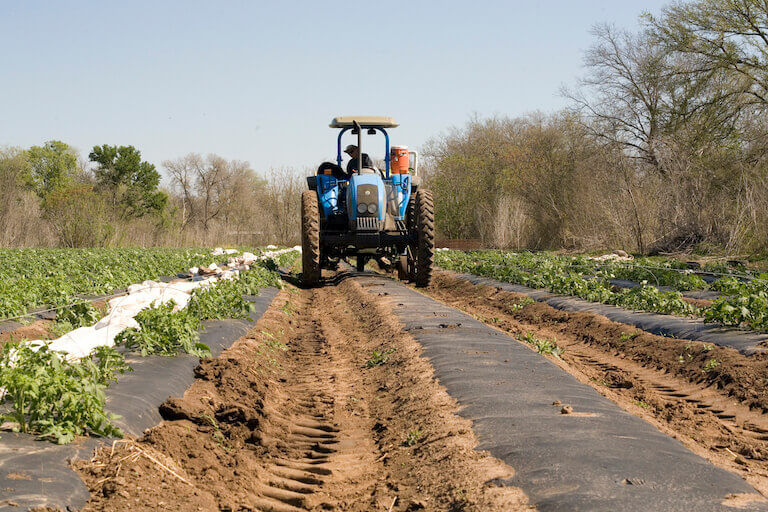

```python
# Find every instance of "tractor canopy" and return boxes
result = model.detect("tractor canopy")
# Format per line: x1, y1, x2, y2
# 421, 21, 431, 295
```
329, 116, 399, 128
331, 115, 398, 174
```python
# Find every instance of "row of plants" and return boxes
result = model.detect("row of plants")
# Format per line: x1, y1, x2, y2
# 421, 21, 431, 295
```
0, 250, 298, 444
0, 247, 226, 320
466, 250, 767, 294
435, 250, 768, 331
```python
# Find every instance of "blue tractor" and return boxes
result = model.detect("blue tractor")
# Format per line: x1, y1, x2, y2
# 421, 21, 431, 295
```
302, 116, 435, 287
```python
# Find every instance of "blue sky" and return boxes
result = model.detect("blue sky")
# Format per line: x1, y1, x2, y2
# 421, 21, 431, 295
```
0, 1, 670, 175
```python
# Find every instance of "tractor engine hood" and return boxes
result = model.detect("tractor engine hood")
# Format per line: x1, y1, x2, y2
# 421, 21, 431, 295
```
347, 173, 386, 231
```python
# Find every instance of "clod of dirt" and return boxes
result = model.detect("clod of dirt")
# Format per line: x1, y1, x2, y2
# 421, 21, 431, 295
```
101, 477, 126, 497
7, 472, 32, 480
552, 400, 562, 406
560, 405, 573, 415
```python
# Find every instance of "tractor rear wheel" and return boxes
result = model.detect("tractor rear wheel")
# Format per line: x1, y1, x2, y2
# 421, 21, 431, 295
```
301, 191, 321, 287
414, 189, 435, 287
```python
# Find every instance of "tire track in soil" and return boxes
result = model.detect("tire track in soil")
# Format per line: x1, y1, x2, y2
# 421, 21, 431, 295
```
248, 288, 381, 511
74, 279, 533, 511
423, 271, 768, 496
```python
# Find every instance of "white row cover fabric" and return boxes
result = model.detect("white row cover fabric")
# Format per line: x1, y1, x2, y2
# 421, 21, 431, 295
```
25, 246, 301, 359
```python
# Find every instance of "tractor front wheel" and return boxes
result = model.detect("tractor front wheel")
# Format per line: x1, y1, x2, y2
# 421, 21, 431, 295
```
396, 254, 408, 281
301, 191, 321, 287
414, 189, 435, 287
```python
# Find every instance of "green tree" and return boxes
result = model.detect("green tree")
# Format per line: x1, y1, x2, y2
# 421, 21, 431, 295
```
89, 144, 167, 218
27, 140, 78, 200
44, 185, 115, 247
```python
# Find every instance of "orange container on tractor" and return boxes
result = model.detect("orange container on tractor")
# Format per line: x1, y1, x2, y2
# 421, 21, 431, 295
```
390, 146, 409, 174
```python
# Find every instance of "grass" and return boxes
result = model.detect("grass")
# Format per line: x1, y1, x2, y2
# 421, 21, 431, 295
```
261, 330, 288, 351
254, 330, 288, 374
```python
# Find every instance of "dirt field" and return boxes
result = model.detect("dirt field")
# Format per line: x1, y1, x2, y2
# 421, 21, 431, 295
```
425, 271, 768, 496
67, 266, 768, 510
74, 277, 533, 511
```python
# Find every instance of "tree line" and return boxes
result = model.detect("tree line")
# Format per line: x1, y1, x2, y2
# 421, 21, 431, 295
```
0, 141, 303, 247
425, 0, 768, 255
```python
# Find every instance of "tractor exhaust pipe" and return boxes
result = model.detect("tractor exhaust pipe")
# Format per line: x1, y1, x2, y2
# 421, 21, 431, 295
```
353, 120, 362, 175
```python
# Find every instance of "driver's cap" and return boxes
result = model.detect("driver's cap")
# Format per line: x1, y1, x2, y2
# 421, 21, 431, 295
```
344, 144, 357, 154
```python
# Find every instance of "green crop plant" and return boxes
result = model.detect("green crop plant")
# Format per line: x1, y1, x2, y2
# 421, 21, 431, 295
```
634, 400, 651, 409
116, 256, 296, 357
703, 358, 721, 372
704, 292, 768, 331
115, 300, 209, 357
50, 302, 106, 337
365, 348, 396, 368
610, 284, 698, 317
508, 298, 534, 311
404, 428, 424, 447
0, 342, 130, 444
521, 332, 564, 357
188, 279, 253, 320
0, 248, 214, 320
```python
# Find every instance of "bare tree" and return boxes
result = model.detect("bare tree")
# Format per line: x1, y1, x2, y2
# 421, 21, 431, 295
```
164, 154, 259, 233
564, 24, 743, 174
647, 0, 768, 108
254, 168, 305, 245
163, 154, 198, 228
563, 24, 685, 172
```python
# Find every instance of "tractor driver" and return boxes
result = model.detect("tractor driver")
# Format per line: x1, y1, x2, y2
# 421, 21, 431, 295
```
344, 145, 373, 175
